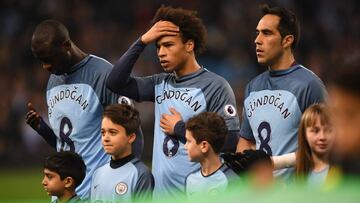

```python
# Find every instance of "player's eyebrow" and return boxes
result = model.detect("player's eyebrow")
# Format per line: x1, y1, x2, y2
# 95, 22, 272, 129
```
156, 40, 174, 48
258, 28, 273, 34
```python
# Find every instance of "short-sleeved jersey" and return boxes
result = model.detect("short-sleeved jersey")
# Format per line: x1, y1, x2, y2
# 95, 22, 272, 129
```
46, 55, 141, 199
240, 64, 327, 179
308, 165, 329, 187
90, 155, 154, 203
185, 164, 239, 198
133, 68, 240, 197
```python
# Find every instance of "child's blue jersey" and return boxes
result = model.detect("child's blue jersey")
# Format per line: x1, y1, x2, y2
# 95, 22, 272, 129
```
185, 164, 239, 198
240, 65, 327, 179
46, 55, 142, 199
90, 155, 154, 203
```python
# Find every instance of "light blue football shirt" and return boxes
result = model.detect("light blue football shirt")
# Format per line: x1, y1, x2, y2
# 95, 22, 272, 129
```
90, 155, 154, 203
240, 64, 327, 179
46, 55, 142, 199
185, 164, 239, 198
134, 68, 240, 197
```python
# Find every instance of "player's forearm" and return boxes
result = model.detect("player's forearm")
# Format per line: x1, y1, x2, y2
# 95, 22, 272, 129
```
35, 118, 57, 148
173, 121, 186, 144
272, 152, 296, 170
222, 130, 240, 153
236, 137, 256, 153
107, 38, 146, 92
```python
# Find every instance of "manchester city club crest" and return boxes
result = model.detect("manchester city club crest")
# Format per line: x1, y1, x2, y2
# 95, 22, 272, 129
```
224, 104, 237, 117
115, 182, 128, 195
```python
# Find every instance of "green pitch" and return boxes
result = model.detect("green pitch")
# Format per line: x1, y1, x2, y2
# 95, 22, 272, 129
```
0, 168, 49, 203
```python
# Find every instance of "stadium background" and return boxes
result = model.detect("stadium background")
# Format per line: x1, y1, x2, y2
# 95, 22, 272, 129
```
0, 0, 358, 202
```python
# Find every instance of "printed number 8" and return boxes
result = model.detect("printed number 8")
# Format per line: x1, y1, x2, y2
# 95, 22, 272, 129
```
59, 117, 75, 152
258, 121, 272, 156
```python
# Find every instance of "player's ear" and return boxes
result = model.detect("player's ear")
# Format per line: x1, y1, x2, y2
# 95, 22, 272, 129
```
200, 141, 209, 153
64, 177, 75, 188
128, 133, 136, 144
282, 35, 294, 49
185, 39, 195, 53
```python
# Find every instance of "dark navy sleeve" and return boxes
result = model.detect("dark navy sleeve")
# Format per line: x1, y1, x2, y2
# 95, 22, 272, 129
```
302, 79, 328, 112
106, 38, 156, 102
134, 166, 154, 202
207, 79, 240, 152
36, 118, 57, 148
239, 85, 256, 141
173, 121, 186, 144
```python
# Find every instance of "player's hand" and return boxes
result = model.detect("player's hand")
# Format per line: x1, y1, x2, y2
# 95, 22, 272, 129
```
160, 107, 183, 135
141, 21, 179, 45
25, 102, 41, 131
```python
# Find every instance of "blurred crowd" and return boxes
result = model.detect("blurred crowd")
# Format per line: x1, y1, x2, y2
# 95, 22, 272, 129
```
0, 0, 358, 167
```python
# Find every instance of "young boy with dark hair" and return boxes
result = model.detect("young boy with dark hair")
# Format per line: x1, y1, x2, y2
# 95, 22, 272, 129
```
184, 112, 239, 198
42, 151, 86, 203
90, 104, 154, 203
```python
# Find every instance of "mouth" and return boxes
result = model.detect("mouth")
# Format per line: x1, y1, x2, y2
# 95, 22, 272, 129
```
160, 60, 169, 67
256, 49, 264, 56
316, 143, 328, 149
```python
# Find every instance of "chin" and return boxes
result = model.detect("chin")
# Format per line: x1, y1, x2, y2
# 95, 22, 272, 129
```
162, 67, 175, 73
257, 59, 268, 66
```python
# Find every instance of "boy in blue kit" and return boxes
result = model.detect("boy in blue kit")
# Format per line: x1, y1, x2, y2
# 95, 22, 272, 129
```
42, 151, 86, 203
184, 112, 239, 198
90, 104, 154, 203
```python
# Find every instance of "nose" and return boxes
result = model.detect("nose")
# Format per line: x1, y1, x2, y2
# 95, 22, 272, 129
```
42, 177, 47, 186
157, 46, 166, 58
318, 130, 326, 141
255, 33, 262, 45
102, 133, 109, 142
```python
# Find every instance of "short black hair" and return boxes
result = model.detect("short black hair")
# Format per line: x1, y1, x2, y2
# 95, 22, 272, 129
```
103, 104, 140, 135
44, 151, 86, 187
186, 112, 228, 154
261, 4, 300, 50
151, 5, 207, 55
32, 19, 70, 47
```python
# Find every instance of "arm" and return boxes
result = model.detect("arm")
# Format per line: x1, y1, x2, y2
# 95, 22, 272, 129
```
236, 137, 256, 152
133, 171, 154, 202
159, 108, 186, 143
106, 21, 179, 101
25, 103, 56, 148
106, 38, 146, 101
272, 152, 296, 170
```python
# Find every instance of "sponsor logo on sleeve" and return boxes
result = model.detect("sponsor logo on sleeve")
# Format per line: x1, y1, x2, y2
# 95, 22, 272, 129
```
224, 104, 237, 117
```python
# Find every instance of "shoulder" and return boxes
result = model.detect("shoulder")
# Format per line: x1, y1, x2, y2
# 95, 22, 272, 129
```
246, 70, 269, 89
186, 167, 202, 181
131, 158, 152, 178
292, 65, 323, 83
85, 54, 113, 74
93, 162, 110, 176
202, 69, 231, 85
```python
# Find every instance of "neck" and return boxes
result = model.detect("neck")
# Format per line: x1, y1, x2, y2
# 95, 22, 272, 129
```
200, 154, 222, 176
70, 43, 87, 67
175, 55, 201, 78
312, 153, 329, 172
268, 50, 295, 71
112, 149, 132, 160
58, 190, 76, 203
